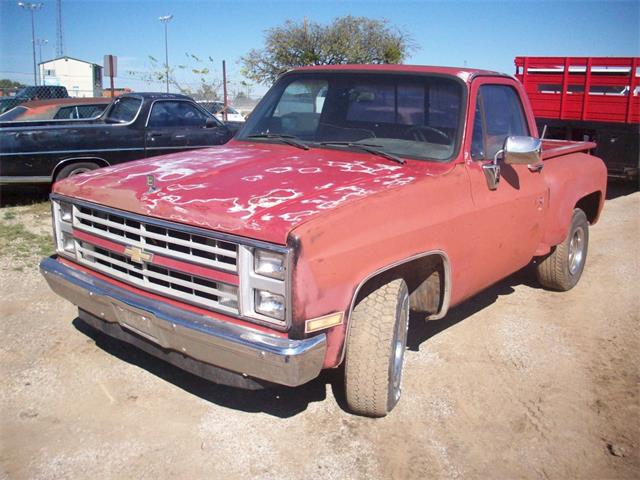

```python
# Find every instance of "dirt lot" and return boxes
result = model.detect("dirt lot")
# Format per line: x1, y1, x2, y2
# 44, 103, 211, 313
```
0, 186, 638, 479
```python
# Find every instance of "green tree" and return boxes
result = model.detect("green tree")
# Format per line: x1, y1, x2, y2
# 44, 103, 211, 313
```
241, 16, 417, 85
0, 79, 26, 89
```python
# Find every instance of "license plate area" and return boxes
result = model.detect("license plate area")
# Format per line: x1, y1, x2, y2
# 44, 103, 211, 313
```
116, 304, 159, 344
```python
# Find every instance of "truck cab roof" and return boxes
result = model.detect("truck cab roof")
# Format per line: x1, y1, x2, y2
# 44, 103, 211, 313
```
291, 64, 513, 83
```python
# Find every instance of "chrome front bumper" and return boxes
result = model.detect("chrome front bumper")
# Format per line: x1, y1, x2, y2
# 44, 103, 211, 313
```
40, 257, 326, 387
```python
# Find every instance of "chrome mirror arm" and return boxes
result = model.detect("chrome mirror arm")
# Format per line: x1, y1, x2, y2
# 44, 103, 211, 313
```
482, 149, 503, 190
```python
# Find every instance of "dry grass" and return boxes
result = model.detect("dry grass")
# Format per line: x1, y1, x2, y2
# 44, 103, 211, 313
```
0, 201, 54, 270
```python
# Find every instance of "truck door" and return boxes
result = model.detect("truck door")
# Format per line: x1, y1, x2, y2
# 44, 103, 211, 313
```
464, 79, 549, 290
145, 100, 229, 157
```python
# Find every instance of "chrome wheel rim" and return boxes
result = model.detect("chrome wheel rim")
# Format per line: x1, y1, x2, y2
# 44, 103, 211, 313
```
568, 226, 585, 275
391, 293, 410, 402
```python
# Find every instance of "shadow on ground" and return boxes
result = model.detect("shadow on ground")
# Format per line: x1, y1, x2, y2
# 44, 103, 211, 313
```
605, 180, 638, 200
72, 264, 543, 419
0, 185, 50, 207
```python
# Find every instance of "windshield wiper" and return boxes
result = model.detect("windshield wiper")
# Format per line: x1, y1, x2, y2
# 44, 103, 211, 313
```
318, 141, 406, 165
247, 133, 310, 150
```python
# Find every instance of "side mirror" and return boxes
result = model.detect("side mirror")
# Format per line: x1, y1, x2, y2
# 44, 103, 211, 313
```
205, 117, 217, 128
482, 136, 543, 191
503, 136, 542, 165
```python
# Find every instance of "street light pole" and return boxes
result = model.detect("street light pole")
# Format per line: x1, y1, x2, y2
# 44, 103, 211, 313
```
159, 15, 173, 93
18, 2, 43, 86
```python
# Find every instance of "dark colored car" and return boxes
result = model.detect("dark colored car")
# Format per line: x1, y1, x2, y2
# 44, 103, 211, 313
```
0, 92, 233, 185
0, 86, 69, 114
0, 97, 111, 125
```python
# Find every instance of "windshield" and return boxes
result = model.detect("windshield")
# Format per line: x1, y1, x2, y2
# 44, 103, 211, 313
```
14, 87, 32, 98
238, 73, 464, 162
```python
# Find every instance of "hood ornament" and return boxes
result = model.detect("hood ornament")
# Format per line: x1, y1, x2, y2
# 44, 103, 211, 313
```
146, 174, 157, 193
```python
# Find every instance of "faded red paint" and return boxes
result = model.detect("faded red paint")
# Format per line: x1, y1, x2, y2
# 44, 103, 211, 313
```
55, 143, 450, 245
52, 65, 607, 373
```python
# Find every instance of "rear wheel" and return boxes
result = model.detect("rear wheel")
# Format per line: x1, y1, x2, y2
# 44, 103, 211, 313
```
536, 208, 589, 291
344, 278, 410, 417
55, 162, 100, 182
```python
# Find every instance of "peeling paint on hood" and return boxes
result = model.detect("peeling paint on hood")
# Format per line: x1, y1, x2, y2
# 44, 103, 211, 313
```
54, 141, 454, 244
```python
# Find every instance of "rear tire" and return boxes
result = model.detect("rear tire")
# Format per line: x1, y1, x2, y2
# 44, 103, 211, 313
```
55, 162, 100, 182
344, 278, 410, 417
536, 208, 589, 291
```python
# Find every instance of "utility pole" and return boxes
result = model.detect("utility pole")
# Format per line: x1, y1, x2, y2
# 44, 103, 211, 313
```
18, 2, 43, 86
159, 15, 173, 93
56, 0, 64, 57
35, 38, 48, 84
222, 60, 228, 122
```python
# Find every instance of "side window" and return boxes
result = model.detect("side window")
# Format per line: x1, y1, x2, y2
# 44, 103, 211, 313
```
471, 101, 485, 160
148, 101, 210, 128
274, 80, 328, 117
54, 106, 75, 119
478, 85, 529, 160
107, 97, 142, 123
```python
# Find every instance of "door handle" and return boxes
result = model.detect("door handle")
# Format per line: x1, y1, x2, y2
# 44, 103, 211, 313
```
528, 162, 544, 173
149, 132, 164, 137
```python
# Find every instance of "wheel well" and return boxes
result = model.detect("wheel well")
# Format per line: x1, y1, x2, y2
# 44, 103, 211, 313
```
575, 191, 601, 224
52, 157, 109, 181
353, 253, 450, 321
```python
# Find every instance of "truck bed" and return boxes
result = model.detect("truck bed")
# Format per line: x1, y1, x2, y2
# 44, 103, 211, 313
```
541, 139, 597, 160
515, 56, 639, 125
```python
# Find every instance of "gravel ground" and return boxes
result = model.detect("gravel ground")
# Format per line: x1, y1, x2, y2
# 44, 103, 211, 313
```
0, 187, 638, 479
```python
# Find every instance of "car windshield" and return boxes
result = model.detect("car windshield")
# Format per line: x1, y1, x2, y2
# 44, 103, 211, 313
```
14, 87, 32, 98
238, 73, 464, 162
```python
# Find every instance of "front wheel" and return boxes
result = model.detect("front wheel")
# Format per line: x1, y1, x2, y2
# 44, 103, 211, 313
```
536, 208, 589, 291
54, 161, 100, 182
344, 278, 410, 417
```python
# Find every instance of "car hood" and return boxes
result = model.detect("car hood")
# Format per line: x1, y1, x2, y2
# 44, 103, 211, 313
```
54, 141, 452, 244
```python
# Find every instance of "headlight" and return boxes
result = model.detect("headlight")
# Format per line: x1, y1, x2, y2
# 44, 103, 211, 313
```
238, 245, 289, 328
254, 290, 285, 321
52, 198, 76, 258
61, 231, 76, 253
59, 201, 73, 222
254, 249, 285, 280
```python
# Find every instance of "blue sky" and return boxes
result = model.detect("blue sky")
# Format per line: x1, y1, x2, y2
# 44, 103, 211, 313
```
1, 0, 638, 95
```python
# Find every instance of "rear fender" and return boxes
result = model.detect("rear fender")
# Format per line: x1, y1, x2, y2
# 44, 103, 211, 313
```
542, 152, 606, 247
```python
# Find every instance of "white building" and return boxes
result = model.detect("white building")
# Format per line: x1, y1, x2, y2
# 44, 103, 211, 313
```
39, 56, 103, 98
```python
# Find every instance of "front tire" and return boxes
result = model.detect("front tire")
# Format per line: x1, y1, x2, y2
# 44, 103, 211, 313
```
55, 162, 100, 182
536, 208, 589, 291
344, 278, 410, 417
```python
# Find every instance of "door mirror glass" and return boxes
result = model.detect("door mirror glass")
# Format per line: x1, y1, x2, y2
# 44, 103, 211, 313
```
503, 136, 542, 165
205, 117, 218, 128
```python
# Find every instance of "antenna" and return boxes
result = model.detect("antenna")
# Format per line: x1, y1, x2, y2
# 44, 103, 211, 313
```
56, 0, 64, 56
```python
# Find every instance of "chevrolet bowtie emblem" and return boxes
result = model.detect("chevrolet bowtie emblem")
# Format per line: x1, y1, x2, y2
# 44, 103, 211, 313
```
124, 246, 153, 263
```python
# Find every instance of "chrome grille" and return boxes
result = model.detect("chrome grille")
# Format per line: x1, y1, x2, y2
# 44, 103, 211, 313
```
73, 204, 237, 272
75, 240, 239, 314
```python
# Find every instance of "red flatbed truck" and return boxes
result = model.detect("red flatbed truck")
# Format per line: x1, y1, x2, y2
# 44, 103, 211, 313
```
515, 56, 639, 182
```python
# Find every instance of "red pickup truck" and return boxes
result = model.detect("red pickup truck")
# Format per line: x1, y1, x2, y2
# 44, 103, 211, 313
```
40, 65, 607, 417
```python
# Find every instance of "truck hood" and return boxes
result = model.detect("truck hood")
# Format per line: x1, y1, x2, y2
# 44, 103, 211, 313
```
55, 142, 451, 244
